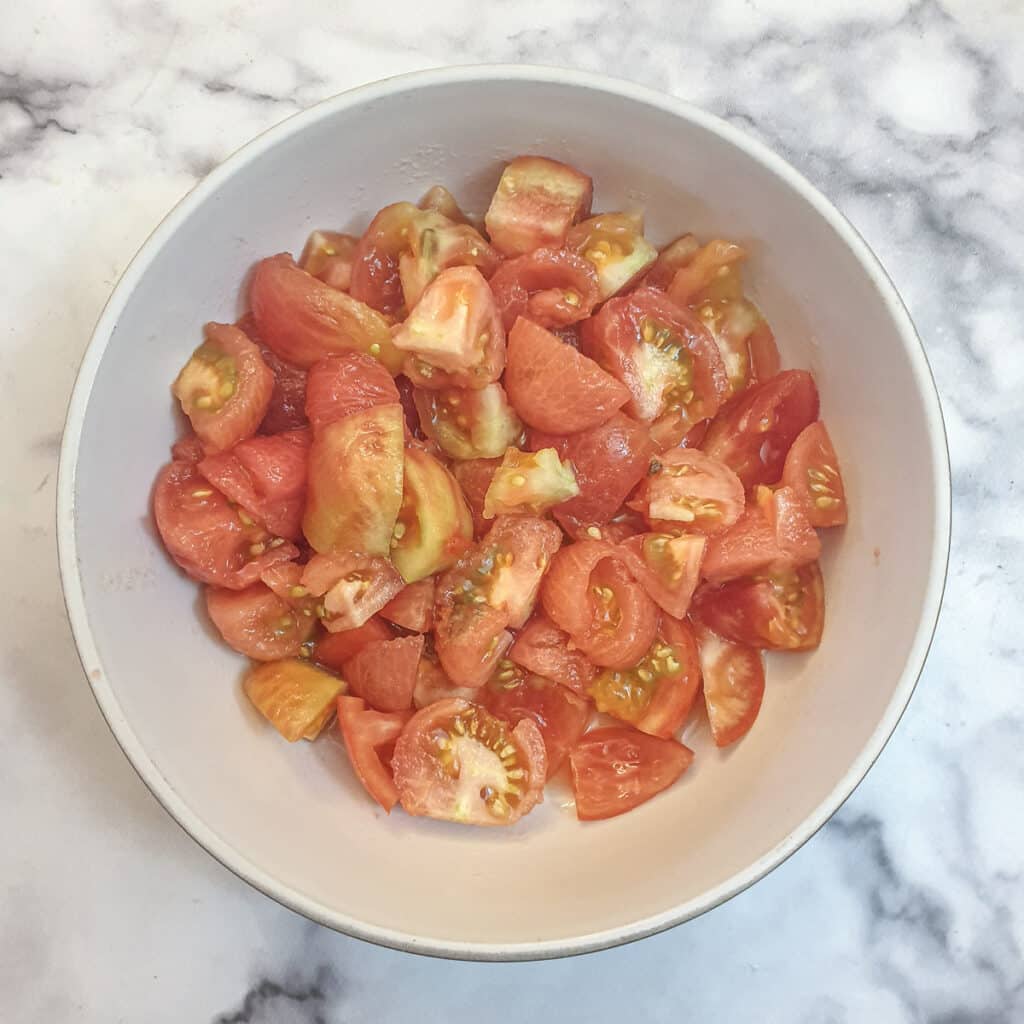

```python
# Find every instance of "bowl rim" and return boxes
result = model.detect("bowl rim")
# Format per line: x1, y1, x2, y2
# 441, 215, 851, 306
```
56, 62, 952, 962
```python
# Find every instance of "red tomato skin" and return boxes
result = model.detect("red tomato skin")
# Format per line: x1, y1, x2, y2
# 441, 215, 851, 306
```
694, 624, 766, 747
336, 696, 412, 812
451, 458, 502, 538
205, 583, 315, 660
781, 421, 848, 528
569, 727, 694, 821
170, 435, 206, 464
508, 613, 597, 698
617, 533, 706, 619
349, 202, 417, 317
637, 616, 702, 737
236, 313, 309, 434
314, 617, 394, 672
488, 248, 600, 332
344, 634, 424, 712
305, 353, 401, 432
504, 317, 630, 434
379, 579, 435, 632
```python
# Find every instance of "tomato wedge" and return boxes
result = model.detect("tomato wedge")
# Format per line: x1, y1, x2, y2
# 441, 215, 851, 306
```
504, 317, 630, 434
781, 421, 848, 528
508, 612, 597, 698
399, 216, 500, 309
302, 403, 404, 555
418, 184, 470, 223
484, 156, 593, 256
451, 457, 502, 538
205, 582, 316, 660
617, 533, 706, 619
567, 212, 658, 300
379, 578, 435, 632
692, 561, 825, 651
344, 634, 424, 712
336, 696, 412, 812
392, 266, 505, 389
173, 322, 274, 452
643, 234, 700, 291
569, 727, 694, 821
392, 698, 547, 825
540, 540, 659, 669
482, 447, 579, 519
702, 370, 819, 489
299, 230, 358, 291
488, 248, 600, 332
249, 254, 402, 372
153, 459, 298, 589
301, 552, 404, 632
305, 352, 401, 432
479, 662, 590, 777
313, 616, 394, 672
694, 625, 765, 747
413, 382, 524, 460
243, 659, 344, 742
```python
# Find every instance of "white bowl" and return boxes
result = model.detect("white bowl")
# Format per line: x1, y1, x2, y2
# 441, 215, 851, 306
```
58, 65, 950, 960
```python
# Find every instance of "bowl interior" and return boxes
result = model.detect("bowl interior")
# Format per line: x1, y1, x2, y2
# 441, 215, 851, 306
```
63, 70, 946, 957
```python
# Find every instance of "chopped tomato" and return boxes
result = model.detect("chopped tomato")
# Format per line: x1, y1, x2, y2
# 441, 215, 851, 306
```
172, 322, 274, 452
412, 649, 478, 708
504, 317, 630, 434
236, 313, 309, 435
569, 727, 693, 821
305, 352, 401, 432
693, 561, 825, 651
198, 428, 310, 541
484, 156, 592, 256
694, 625, 765, 747
632, 448, 744, 536
250, 254, 402, 372
643, 234, 700, 291
336, 696, 412, 812
482, 447, 579, 519
170, 434, 205, 463
153, 459, 297, 589
479, 662, 590, 777
567, 212, 657, 300
581, 287, 730, 437
390, 447, 473, 583
488, 247, 600, 331
313, 616, 394, 672
399, 217, 500, 309
666, 238, 746, 306
243, 659, 344, 742
259, 561, 321, 617
566, 516, 645, 545
392, 698, 547, 825
540, 540, 659, 669
702, 370, 819, 489
299, 230, 359, 291
302, 403, 404, 555
393, 266, 505, 389
301, 552, 404, 632
418, 184, 470, 224
413, 382, 524, 460
344, 634, 424, 712
587, 615, 700, 738
434, 516, 562, 686
451, 457, 502, 538
205, 582, 316, 660
529, 414, 656, 532
782, 421, 848, 527
380, 578, 435, 632
617, 533, 706, 618
508, 612, 597, 698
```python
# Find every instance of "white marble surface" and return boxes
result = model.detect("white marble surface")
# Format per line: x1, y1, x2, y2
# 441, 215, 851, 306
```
3, 1, 1022, 1020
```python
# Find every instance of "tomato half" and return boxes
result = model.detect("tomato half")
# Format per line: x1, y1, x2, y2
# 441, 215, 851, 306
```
172, 322, 274, 452
205, 582, 316, 660
413, 383, 524, 460
567, 212, 658, 300
249, 254, 402, 372
540, 540, 659, 669
488, 247, 600, 331
344, 634, 424, 712
580, 287, 730, 434
305, 352, 401, 432
484, 156, 593, 256
507, 612, 597, 698
451, 457, 501, 538
380, 578, 435, 632
482, 447, 579, 519
504, 317, 630, 434
313, 616, 394, 672
569, 727, 694, 821
243, 659, 344, 742
781, 421, 848, 528
479, 662, 590, 777
392, 698, 547, 825
587, 615, 701, 737
393, 266, 505, 389
702, 370, 819, 489
302, 403, 404, 555
336, 695, 412, 812
694, 624, 765, 747
299, 230, 359, 291
153, 459, 298, 589
198, 428, 310, 541
692, 561, 825, 651
617, 533, 706, 619
301, 552, 404, 632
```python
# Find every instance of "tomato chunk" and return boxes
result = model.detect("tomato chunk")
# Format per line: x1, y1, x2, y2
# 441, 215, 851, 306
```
392, 698, 547, 825
301, 552, 404, 632
344, 634, 424, 712
451, 457, 502, 539
484, 156, 592, 256
644, 234, 700, 291
782, 421, 848, 527
314, 616, 394, 672
299, 230, 358, 291
504, 317, 630, 434
243, 659, 344, 742
305, 352, 401, 432
399, 216, 500, 309
418, 184, 470, 224
694, 625, 765, 747
488, 248, 600, 332
508, 612, 597, 698
380, 578, 435, 632
412, 649, 478, 708
414, 382, 523, 460
568, 212, 657, 300
336, 696, 411, 812
239, 313, 308, 435
482, 447, 579, 519
569, 727, 693, 821
205, 582, 316, 660
617, 533, 706, 619
173, 322, 274, 453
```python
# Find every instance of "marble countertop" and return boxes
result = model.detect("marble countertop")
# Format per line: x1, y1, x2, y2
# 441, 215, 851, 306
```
4, 1, 1022, 1020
